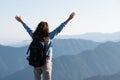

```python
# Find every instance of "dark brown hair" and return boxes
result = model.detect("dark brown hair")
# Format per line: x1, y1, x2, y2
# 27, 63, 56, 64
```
32, 21, 49, 42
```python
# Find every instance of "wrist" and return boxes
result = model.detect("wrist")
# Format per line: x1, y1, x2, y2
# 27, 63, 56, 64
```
20, 21, 24, 24
65, 18, 70, 24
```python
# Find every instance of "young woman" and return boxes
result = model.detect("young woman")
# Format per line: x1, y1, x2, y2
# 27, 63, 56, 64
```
15, 12, 75, 80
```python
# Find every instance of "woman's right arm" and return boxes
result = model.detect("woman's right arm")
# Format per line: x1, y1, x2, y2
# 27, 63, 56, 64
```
15, 16, 33, 37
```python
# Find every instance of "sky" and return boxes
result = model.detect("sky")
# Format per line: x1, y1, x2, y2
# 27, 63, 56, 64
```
0, 0, 120, 44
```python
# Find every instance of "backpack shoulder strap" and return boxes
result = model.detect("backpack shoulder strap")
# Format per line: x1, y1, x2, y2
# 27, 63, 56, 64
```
26, 42, 32, 55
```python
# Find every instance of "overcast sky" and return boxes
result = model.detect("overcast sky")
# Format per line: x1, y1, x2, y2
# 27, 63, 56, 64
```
0, 0, 120, 44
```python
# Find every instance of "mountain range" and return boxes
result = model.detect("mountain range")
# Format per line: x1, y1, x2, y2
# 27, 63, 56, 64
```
0, 39, 99, 79
1, 41, 120, 80
0, 45, 28, 78
57, 31, 120, 42
3, 31, 120, 47
1, 37, 120, 80
52, 41, 120, 80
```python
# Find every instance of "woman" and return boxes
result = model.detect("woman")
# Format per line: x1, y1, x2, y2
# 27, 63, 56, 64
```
15, 12, 75, 80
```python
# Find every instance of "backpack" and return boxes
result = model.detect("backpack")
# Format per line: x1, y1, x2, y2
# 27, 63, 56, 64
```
26, 39, 51, 67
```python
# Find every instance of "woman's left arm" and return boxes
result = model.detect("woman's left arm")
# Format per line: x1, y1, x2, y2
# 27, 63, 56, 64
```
49, 12, 75, 39
15, 16, 33, 37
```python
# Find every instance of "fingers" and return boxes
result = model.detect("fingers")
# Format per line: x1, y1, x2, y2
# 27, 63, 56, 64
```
71, 12, 75, 17
15, 16, 18, 20
15, 16, 20, 19
15, 15, 22, 22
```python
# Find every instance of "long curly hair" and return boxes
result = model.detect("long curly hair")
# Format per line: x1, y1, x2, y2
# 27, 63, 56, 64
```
32, 21, 49, 42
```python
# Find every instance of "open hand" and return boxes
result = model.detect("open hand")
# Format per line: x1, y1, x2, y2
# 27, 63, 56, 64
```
15, 16, 24, 24
69, 12, 75, 20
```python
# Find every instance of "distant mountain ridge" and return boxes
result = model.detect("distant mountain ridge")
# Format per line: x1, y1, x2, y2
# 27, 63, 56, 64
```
57, 31, 120, 42
2, 31, 120, 47
52, 39, 99, 57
